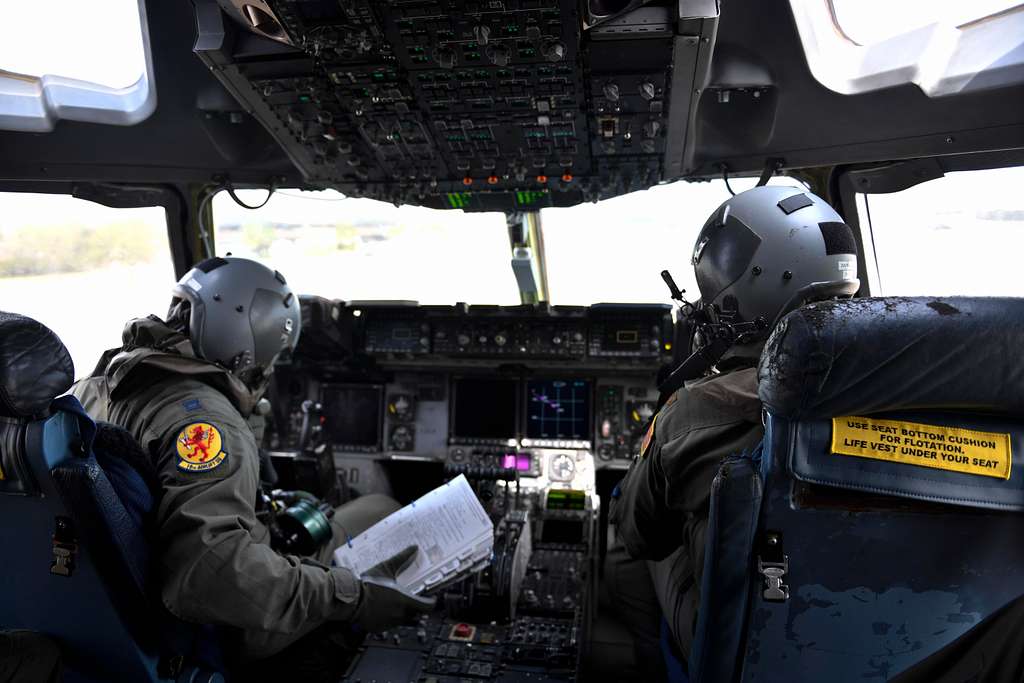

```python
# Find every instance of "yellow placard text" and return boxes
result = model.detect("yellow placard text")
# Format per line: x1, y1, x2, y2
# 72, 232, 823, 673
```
831, 416, 1012, 480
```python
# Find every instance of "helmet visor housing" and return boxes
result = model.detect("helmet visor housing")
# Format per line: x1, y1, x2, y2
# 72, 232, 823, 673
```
692, 186, 859, 336
171, 257, 301, 377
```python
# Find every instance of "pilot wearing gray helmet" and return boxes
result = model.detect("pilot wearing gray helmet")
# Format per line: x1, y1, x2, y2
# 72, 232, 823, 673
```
74, 256, 433, 681
608, 186, 860, 665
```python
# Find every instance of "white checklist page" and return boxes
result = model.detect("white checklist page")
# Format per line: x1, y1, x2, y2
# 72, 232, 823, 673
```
333, 474, 494, 594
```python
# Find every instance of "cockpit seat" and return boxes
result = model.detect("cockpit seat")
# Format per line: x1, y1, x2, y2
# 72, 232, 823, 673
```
0, 311, 220, 683
690, 297, 1024, 683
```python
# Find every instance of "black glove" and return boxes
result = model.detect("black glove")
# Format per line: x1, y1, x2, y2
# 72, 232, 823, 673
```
352, 545, 436, 633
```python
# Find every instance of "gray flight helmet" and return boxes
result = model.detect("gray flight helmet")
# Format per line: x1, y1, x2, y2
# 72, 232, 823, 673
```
171, 256, 301, 377
691, 186, 860, 342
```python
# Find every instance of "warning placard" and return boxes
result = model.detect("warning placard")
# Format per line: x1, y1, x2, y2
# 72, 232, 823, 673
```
831, 417, 1012, 480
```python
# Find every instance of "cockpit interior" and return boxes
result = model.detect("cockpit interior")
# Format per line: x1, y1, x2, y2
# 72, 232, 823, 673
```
1, 1, 1024, 682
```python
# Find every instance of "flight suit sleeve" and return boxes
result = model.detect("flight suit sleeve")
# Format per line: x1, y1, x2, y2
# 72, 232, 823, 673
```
146, 400, 362, 636
610, 424, 679, 561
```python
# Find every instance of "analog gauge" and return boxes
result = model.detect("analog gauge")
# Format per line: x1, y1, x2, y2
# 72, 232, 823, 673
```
627, 400, 656, 436
550, 453, 576, 482
387, 394, 415, 422
390, 425, 414, 451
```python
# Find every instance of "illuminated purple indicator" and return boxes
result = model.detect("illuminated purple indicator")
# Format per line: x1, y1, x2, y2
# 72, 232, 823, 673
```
502, 454, 517, 469
516, 454, 532, 471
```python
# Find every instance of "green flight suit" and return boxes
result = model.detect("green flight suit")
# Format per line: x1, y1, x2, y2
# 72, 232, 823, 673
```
609, 365, 763, 660
74, 317, 398, 661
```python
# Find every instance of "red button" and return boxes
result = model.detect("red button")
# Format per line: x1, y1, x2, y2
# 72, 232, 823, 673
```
454, 623, 473, 638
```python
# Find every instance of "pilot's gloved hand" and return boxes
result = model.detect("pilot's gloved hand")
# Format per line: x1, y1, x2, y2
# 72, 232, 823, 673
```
352, 545, 435, 632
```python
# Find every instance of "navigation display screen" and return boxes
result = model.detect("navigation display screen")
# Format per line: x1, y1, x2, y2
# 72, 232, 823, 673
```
526, 379, 592, 440
321, 385, 383, 448
452, 378, 518, 439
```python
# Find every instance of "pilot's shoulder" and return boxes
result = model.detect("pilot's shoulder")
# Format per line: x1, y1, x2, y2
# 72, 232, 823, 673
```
657, 367, 760, 437
143, 377, 249, 436
142, 379, 252, 478
687, 366, 758, 405
72, 376, 109, 420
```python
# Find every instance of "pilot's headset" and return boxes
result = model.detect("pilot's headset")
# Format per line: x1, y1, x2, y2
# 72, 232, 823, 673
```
168, 256, 302, 389
689, 186, 861, 361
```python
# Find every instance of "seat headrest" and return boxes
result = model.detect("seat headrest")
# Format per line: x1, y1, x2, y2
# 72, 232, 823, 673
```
758, 297, 1024, 419
0, 311, 75, 418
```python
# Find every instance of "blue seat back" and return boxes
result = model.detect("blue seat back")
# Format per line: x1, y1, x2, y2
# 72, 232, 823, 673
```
689, 449, 763, 683
1, 408, 164, 682
0, 312, 221, 682
735, 297, 1024, 682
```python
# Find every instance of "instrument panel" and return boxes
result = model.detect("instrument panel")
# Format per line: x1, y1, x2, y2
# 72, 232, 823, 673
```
359, 303, 669, 360
269, 300, 672, 471
273, 370, 659, 470
268, 300, 639, 680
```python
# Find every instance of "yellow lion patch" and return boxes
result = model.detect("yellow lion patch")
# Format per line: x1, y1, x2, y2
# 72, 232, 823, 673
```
176, 422, 227, 472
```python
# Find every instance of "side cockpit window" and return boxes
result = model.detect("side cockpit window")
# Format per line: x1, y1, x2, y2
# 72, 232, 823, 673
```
855, 166, 1024, 296
0, 0, 154, 132
0, 193, 173, 377
790, 0, 1024, 97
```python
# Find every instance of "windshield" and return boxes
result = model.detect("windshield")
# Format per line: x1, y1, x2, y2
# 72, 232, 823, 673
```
213, 190, 518, 304
215, 178, 787, 305
542, 178, 787, 304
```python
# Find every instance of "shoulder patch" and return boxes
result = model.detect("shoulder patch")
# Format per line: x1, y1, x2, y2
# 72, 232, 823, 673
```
182, 398, 203, 413
640, 413, 659, 458
176, 422, 227, 472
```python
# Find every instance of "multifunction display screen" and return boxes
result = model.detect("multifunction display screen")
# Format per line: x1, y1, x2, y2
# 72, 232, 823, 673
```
526, 379, 592, 440
321, 384, 383, 449
452, 378, 518, 439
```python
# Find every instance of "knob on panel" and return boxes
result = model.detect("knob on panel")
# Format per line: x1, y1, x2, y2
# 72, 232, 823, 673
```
390, 424, 415, 451
542, 41, 566, 62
